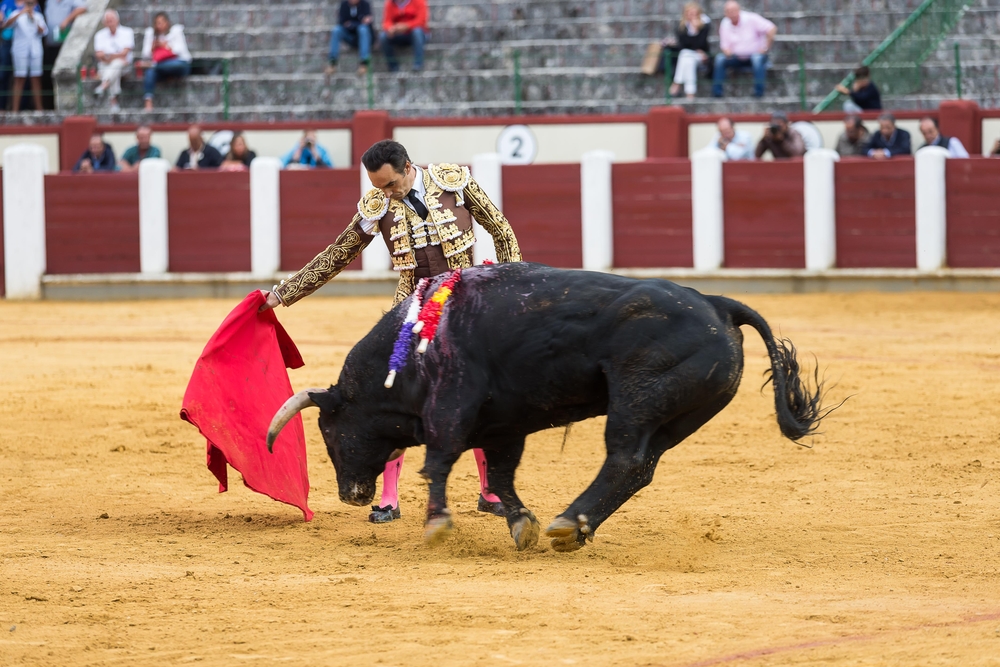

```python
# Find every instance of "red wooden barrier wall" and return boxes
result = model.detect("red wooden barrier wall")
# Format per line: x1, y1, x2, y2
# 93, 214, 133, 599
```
722, 160, 805, 268
502, 164, 582, 268
834, 159, 915, 268
279, 169, 362, 272
945, 158, 1000, 268
611, 160, 693, 268
168, 171, 251, 273
44, 173, 141, 274
0, 177, 4, 296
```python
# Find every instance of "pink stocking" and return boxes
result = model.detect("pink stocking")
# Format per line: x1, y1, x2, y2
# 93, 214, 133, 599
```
378, 452, 404, 509
474, 449, 501, 503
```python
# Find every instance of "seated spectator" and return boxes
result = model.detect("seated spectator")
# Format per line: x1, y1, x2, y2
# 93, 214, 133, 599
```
665, 3, 712, 99
281, 130, 333, 169
381, 0, 427, 73
918, 116, 968, 158
326, 0, 372, 76
220, 132, 257, 171
176, 124, 224, 170
707, 116, 754, 160
141, 12, 191, 112
867, 112, 911, 160
712, 1, 776, 99
1, 0, 20, 112
835, 65, 881, 112
991, 138, 1000, 157
835, 115, 870, 157
5, 0, 47, 112
755, 112, 805, 159
119, 125, 162, 171
75, 133, 117, 173
92, 9, 134, 113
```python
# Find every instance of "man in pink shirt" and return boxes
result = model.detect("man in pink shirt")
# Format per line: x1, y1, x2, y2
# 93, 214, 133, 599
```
712, 1, 777, 98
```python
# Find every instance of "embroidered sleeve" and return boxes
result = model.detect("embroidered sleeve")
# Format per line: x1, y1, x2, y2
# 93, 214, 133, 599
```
358, 188, 389, 233
273, 215, 373, 306
463, 176, 522, 263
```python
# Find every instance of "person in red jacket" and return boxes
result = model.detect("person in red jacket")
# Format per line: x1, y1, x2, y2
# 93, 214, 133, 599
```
381, 0, 427, 72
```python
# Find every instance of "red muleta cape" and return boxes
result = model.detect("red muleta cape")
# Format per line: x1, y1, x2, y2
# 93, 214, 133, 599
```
180, 291, 313, 521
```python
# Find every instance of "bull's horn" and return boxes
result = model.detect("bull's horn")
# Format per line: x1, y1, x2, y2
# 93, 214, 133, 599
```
267, 388, 325, 453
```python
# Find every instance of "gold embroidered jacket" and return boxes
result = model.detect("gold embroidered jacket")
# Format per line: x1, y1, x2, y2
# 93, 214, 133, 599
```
273, 163, 522, 306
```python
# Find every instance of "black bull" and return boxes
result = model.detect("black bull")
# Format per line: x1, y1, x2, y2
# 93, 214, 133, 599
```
268, 263, 831, 552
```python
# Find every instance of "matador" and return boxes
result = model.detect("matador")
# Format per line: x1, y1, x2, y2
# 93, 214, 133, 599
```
261, 139, 522, 523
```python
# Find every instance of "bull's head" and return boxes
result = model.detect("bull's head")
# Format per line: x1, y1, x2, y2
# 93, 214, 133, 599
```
267, 386, 399, 507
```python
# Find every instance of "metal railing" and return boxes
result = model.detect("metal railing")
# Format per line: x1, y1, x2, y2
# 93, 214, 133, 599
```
813, 0, 970, 113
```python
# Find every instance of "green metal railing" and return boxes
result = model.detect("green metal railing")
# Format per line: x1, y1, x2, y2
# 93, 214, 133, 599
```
813, 0, 970, 113
953, 42, 962, 99
663, 50, 674, 104
513, 49, 522, 114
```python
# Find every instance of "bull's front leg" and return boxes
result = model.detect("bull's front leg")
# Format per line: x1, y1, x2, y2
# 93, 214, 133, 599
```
418, 447, 462, 545
480, 436, 540, 551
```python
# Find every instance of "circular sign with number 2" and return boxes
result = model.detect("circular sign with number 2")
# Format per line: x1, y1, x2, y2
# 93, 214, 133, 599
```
496, 125, 538, 165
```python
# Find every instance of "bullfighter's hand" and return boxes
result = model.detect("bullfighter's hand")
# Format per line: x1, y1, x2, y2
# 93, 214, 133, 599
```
258, 290, 281, 311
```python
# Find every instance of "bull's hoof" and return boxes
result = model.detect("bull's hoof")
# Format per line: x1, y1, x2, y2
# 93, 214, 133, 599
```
368, 504, 401, 523
477, 494, 505, 517
545, 514, 594, 553
423, 512, 453, 546
510, 508, 540, 551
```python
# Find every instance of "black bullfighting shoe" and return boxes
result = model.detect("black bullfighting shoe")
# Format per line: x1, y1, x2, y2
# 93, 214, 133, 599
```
368, 505, 401, 523
477, 495, 505, 517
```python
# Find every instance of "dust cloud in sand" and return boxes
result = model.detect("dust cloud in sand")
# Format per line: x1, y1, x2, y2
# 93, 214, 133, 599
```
2, 293, 999, 666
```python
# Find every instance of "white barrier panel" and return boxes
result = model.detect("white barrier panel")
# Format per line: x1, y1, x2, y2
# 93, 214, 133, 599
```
470, 153, 502, 264
250, 157, 282, 278
138, 158, 170, 274
691, 148, 725, 271
580, 150, 615, 271
803, 149, 840, 271
915, 146, 949, 271
359, 164, 392, 275
2, 144, 48, 299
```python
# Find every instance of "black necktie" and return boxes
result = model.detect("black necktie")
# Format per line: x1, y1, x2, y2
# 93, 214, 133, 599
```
407, 189, 429, 220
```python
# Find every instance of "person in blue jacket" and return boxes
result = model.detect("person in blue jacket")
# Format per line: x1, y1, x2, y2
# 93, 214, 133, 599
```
74, 133, 117, 173
867, 112, 911, 160
281, 129, 334, 169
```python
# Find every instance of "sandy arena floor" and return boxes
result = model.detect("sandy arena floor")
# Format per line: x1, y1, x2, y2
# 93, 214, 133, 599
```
2, 291, 1000, 666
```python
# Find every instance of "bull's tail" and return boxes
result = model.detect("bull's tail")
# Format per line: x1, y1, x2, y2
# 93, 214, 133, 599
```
707, 295, 835, 442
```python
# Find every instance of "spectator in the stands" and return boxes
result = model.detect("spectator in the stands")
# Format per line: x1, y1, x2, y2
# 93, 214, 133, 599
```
74, 133, 117, 173
6, 0, 47, 112
918, 116, 968, 158
93, 9, 134, 113
755, 112, 805, 159
712, 1, 776, 99
176, 124, 224, 170
142, 12, 192, 112
835, 115, 870, 157
0, 0, 20, 111
119, 125, 162, 171
220, 132, 257, 171
281, 129, 334, 169
41, 0, 86, 110
326, 0, 372, 76
381, 0, 428, 73
707, 116, 754, 160
990, 138, 1000, 157
665, 2, 712, 99
867, 112, 911, 159
835, 65, 881, 112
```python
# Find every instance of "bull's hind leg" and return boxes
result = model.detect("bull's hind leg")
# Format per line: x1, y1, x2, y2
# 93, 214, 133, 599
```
478, 436, 540, 550
547, 395, 734, 552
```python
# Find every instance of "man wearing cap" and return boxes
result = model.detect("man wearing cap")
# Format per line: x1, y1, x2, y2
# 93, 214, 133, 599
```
260, 139, 522, 523
755, 112, 805, 159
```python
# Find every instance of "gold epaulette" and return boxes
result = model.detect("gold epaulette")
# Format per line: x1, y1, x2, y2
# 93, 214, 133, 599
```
428, 163, 471, 193
358, 187, 389, 223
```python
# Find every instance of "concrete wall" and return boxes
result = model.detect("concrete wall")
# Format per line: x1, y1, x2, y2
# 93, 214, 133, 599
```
0, 135, 60, 173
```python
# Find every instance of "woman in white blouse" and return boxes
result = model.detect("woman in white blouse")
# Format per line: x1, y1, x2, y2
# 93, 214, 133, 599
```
141, 11, 191, 111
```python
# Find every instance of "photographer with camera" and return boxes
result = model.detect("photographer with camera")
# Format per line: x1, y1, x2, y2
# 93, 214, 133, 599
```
754, 111, 805, 160
282, 129, 334, 170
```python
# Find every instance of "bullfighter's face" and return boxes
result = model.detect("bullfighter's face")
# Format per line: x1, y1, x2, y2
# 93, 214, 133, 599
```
368, 162, 416, 201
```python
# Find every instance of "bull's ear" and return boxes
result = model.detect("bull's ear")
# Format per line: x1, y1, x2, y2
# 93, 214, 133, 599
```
308, 385, 342, 413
